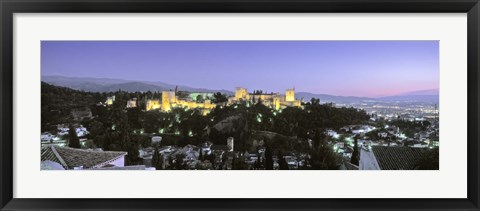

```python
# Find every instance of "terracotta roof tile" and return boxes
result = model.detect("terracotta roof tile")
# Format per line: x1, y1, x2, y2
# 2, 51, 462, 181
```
41, 145, 127, 169
371, 146, 428, 170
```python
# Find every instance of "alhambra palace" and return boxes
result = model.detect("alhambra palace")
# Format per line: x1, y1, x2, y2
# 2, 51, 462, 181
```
134, 87, 302, 115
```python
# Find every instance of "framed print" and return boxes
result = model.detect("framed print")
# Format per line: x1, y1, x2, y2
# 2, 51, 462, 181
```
1, 0, 479, 210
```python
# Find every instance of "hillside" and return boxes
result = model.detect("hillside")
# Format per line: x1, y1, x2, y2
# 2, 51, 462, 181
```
41, 82, 105, 131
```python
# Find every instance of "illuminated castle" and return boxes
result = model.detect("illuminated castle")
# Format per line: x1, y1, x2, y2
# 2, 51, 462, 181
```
283, 87, 301, 107
146, 99, 161, 111
161, 91, 176, 112
285, 88, 295, 102
146, 90, 215, 115
118, 86, 302, 115
235, 87, 249, 100
228, 86, 302, 110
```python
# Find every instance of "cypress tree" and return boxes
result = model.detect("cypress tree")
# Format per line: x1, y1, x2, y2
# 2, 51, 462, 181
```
313, 130, 321, 149
68, 125, 81, 148
265, 147, 273, 170
152, 146, 163, 170
278, 152, 289, 170
350, 139, 360, 166
152, 147, 158, 167
221, 154, 228, 170
199, 149, 203, 161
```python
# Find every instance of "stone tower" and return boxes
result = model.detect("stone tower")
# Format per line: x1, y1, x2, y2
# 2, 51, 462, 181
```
285, 87, 295, 102
161, 91, 176, 112
235, 87, 248, 100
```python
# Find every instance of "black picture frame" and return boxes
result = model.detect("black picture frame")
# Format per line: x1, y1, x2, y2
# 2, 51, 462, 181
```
1, 0, 479, 210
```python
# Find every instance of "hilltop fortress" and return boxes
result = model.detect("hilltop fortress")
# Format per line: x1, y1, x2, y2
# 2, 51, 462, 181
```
135, 87, 303, 115
228, 87, 302, 110
145, 90, 216, 115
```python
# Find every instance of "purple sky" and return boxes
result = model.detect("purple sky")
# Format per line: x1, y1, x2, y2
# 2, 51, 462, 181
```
41, 41, 439, 97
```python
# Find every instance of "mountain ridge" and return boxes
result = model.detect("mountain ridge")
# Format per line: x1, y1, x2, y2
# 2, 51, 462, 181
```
42, 75, 438, 103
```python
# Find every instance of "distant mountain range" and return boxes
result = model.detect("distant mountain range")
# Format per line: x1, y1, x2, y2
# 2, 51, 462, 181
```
42, 75, 438, 103
42, 75, 233, 94
297, 89, 439, 103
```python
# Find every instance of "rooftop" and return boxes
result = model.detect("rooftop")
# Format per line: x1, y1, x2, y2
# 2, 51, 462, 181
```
371, 146, 429, 170
41, 145, 127, 169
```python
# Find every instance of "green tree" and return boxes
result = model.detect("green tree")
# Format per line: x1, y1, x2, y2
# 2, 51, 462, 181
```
196, 95, 204, 103
110, 96, 139, 165
309, 134, 340, 170
152, 146, 164, 170
68, 125, 81, 148
88, 120, 105, 138
126, 142, 140, 166
278, 152, 289, 170
310, 144, 339, 170
126, 107, 143, 130
265, 147, 273, 170
93, 135, 105, 149
199, 149, 204, 161
143, 111, 160, 133
175, 154, 186, 170
350, 139, 359, 166
221, 154, 228, 170
313, 130, 322, 149
212, 92, 228, 103
310, 98, 320, 105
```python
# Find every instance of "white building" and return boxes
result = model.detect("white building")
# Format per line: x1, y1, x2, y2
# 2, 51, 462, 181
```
41, 132, 54, 142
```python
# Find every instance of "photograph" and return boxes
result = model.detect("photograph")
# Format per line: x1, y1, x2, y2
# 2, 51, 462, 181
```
40, 40, 440, 171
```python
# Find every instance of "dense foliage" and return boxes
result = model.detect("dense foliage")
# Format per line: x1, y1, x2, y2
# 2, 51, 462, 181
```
41, 82, 104, 131
390, 119, 431, 137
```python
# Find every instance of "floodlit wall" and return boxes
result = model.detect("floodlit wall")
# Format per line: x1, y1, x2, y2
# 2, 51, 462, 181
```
235, 87, 248, 100
126, 100, 137, 108
162, 91, 176, 112
285, 89, 295, 102
146, 99, 161, 111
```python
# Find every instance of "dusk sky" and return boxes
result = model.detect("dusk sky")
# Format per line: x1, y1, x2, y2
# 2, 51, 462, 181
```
41, 41, 439, 97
